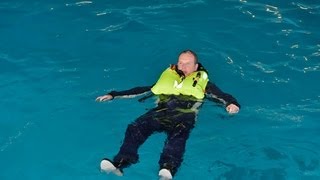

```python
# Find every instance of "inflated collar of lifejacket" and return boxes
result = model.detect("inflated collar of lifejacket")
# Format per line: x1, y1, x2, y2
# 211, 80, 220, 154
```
170, 63, 209, 77
138, 63, 208, 103
197, 63, 209, 74
170, 64, 185, 78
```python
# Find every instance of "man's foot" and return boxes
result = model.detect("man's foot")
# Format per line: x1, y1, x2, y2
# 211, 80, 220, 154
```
159, 168, 172, 180
100, 159, 123, 176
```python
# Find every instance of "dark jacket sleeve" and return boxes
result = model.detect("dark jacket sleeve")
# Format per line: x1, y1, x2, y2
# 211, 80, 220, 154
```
205, 81, 241, 108
108, 86, 152, 98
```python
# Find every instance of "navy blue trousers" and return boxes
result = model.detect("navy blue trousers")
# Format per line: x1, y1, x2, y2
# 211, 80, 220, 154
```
112, 107, 196, 176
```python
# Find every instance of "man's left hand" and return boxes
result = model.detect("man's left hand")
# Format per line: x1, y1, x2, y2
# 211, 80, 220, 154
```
226, 104, 239, 114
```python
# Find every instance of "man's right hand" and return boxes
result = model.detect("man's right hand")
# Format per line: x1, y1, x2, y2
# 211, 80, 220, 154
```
96, 94, 113, 102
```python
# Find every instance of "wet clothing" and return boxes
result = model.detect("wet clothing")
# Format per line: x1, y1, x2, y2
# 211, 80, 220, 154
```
106, 67, 240, 176
109, 82, 240, 109
107, 84, 240, 175
113, 105, 196, 175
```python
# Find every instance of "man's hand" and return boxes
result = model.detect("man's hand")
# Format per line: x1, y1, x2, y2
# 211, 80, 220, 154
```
226, 104, 239, 114
96, 94, 113, 102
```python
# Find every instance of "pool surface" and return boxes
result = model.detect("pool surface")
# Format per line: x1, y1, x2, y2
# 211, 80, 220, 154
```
0, 1, 319, 179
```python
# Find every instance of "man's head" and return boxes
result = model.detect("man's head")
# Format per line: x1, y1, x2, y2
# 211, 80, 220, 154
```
177, 50, 198, 76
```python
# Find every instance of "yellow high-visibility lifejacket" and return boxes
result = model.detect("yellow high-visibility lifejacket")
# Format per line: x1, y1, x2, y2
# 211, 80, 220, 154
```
151, 67, 209, 99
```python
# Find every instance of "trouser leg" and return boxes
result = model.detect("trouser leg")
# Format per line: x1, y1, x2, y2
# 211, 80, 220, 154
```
113, 109, 162, 169
159, 112, 196, 176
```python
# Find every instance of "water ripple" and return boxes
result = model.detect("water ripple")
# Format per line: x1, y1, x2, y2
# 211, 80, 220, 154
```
65, 1, 92, 7
93, 0, 206, 32
96, 0, 205, 17
0, 121, 34, 152
292, 2, 320, 14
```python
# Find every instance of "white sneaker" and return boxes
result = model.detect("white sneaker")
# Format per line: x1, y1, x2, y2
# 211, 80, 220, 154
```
100, 159, 123, 176
159, 168, 172, 180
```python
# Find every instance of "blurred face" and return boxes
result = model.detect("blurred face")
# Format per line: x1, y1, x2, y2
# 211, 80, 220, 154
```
177, 52, 198, 76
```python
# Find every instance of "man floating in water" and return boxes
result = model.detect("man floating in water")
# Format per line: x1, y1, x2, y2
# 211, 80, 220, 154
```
96, 49, 240, 179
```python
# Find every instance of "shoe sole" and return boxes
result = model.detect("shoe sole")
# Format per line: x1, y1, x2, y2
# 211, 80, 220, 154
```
159, 169, 172, 180
100, 159, 123, 176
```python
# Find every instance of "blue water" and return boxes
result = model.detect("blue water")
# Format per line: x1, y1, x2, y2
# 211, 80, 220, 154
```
1, 0, 319, 179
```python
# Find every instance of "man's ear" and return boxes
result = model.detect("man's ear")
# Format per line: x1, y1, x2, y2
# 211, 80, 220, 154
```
195, 63, 199, 70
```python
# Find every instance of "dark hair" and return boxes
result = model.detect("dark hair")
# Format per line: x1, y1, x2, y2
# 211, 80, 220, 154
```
179, 49, 198, 64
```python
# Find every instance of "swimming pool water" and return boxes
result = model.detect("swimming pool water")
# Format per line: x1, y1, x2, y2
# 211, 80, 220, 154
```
1, 1, 319, 179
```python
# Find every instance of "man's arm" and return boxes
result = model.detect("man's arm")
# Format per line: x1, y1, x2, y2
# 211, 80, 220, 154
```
96, 86, 152, 102
205, 81, 240, 114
